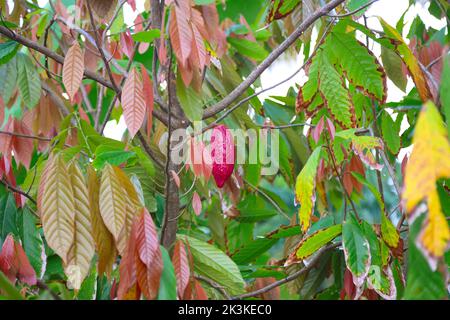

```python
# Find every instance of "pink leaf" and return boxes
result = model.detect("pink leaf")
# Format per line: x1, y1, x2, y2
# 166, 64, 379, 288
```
122, 68, 146, 137
312, 116, 324, 143
192, 192, 202, 216
170, 170, 181, 188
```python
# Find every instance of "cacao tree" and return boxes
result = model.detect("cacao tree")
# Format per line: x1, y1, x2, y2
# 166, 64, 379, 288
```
0, 0, 448, 300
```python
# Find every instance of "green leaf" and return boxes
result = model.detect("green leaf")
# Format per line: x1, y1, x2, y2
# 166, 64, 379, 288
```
231, 238, 277, 265
180, 235, 246, 295
77, 265, 97, 300
92, 144, 136, 169
317, 50, 355, 128
0, 271, 24, 300
0, 193, 19, 244
342, 215, 371, 288
227, 37, 268, 61
404, 215, 447, 299
16, 207, 45, 278
381, 46, 407, 92
0, 41, 19, 65
0, 57, 18, 105
295, 146, 322, 231
194, 0, 215, 5
157, 246, 177, 300
327, 31, 386, 102
17, 53, 41, 108
236, 208, 277, 223
176, 72, 203, 122
440, 56, 450, 136
347, 0, 372, 14
131, 29, 161, 43
381, 111, 401, 155
294, 225, 342, 260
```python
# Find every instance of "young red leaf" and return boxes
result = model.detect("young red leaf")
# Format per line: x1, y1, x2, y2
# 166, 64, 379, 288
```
210, 125, 235, 188
141, 66, 154, 139
169, 0, 193, 66
122, 68, 146, 137
0, 235, 17, 283
14, 241, 37, 286
120, 29, 134, 59
312, 116, 325, 143
172, 240, 190, 299
192, 192, 202, 216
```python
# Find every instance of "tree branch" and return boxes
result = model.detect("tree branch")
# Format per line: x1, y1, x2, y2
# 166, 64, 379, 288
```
231, 243, 340, 300
201, 0, 345, 120
0, 25, 114, 90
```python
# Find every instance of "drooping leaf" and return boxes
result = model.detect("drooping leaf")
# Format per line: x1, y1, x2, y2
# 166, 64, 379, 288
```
403, 101, 450, 257
122, 68, 146, 138
62, 42, 84, 102
380, 111, 402, 155
295, 147, 322, 232
65, 161, 95, 290
381, 46, 407, 92
227, 37, 268, 62
39, 153, 75, 264
172, 240, 190, 299
169, 0, 193, 66
157, 246, 177, 300
87, 167, 116, 278
379, 18, 431, 102
99, 164, 127, 253
342, 215, 371, 293
17, 53, 41, 108
134, 209, 163, 300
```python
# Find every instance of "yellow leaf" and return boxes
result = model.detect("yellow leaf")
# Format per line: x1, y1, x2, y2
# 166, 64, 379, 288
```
87, 167, 116, 277
99, 164, 127, 254
421, 190, 450, 257
40, 153, 75, 263
295, 147, 322, 232
403, 102, 450, 212
403, 101, 450, 257
381, 214, 399, 248
62, 42, 84, 102
66, 161, 95, 289
379, 18, 432, 102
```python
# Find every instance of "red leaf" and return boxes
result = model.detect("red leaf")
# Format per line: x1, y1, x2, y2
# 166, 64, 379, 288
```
135, 209, 159, 268
326, 118, 336, 140
190, 9, 207, 70
210, 125, 235, 188
141, 66, 154, 139
14, 241, 36, 286
118, 225, 137, 299
172, 240, 190, 299
120, 29, 134, 59
134, 209, 163, 300
0, 235, 17, 283
192, 192, 202, 216
169, 0, 193, 66
122, 68, 146, 137
312, 116, 324, 143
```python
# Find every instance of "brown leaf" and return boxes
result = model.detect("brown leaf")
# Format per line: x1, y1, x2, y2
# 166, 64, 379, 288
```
90, 0, 118, 20
122, 68, 146, 138
62, 42, 85, 102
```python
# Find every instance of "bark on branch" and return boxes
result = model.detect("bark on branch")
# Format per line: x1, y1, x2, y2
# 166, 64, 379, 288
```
201, 0, 345, 120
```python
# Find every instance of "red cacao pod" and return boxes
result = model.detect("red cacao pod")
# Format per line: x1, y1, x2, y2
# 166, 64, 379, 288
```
210, 125, 235, 188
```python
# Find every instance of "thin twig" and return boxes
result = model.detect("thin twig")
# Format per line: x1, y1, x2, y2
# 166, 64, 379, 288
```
231, 243, 340, 300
